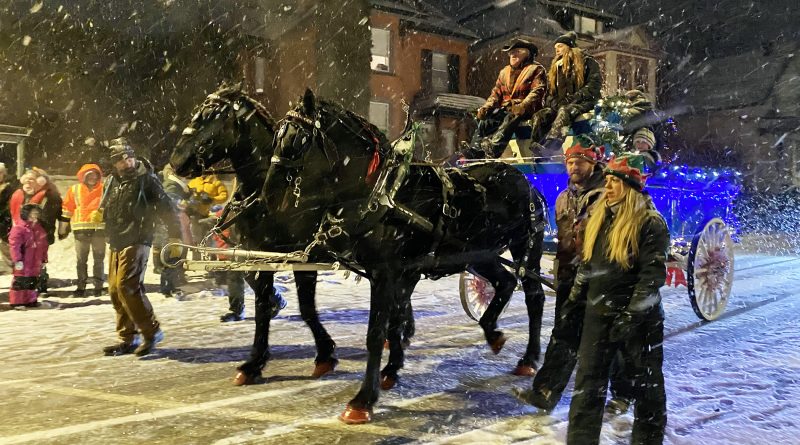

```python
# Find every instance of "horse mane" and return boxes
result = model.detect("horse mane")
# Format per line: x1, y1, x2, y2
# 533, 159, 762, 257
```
203, 85, 277, 129
297, 97, 392, 157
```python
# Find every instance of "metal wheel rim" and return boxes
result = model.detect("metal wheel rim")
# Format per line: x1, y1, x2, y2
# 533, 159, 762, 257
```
689, 218, 734, 320
459, 272, 496, 321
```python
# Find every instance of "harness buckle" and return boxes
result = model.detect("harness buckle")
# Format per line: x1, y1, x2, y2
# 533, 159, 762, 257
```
442, 203, 459, 218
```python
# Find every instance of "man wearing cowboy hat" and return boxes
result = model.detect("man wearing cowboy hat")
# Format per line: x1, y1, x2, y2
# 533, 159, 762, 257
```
473, 38, 547, 158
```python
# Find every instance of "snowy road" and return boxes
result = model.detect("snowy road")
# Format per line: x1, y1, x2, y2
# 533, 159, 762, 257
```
1, 246, 799, 444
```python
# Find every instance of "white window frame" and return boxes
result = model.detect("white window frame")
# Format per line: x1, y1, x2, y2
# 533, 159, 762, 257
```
371, 28, 391, 72
431, 52, 450, 93
575, 15, 601, 35
369, 100, 390, 133
254, 57, 266, 93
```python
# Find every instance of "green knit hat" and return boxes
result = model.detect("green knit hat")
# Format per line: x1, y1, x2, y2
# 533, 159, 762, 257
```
604, 152, 647, 191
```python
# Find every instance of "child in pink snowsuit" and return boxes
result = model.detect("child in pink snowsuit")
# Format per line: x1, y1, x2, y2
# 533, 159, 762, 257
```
9, 204, 48, 307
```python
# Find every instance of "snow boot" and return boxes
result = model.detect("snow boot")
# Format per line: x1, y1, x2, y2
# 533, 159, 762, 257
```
220, 311, 245, 322
103, 338, 141, 356
605, 397, 632, 415
134, 330, 164, 357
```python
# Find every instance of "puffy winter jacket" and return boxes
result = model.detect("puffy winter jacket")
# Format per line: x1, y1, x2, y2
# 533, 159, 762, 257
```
187, 175, 228, 217
9, 220, 48, 277
102, 159, 182, 251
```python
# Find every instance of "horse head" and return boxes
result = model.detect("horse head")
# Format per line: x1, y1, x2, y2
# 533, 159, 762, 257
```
170, 84, 276, 179
264, 89, 388, 213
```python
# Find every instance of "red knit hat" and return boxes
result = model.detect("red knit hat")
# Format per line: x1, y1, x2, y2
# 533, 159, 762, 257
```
604, 152, 647, 191
565, 139, 603, 163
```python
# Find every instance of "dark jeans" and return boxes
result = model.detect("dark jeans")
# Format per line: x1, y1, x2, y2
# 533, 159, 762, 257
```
567, 306, 667, 445
74, 230, 106, 290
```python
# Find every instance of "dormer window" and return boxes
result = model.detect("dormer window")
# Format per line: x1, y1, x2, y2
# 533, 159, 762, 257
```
575, 15, 603, 35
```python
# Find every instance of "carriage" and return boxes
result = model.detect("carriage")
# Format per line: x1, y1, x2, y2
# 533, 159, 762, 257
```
458, 158, 742, 323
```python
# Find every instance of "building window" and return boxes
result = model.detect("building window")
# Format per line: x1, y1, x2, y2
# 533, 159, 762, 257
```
371, 28, 390, 72
421, 50, 460, 94
617, 55, 632, 91
369, 101, 390, 133
575, 15, 603, 35
634, 57, 650, 92
441, 128, 456, 154
254, 57, 266, 93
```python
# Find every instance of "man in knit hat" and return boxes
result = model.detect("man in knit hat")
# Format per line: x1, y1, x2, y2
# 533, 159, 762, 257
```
529, 31, 603, 154
472, 38, 547, 158
515, 138, 634, 414
100, 137, 184, 357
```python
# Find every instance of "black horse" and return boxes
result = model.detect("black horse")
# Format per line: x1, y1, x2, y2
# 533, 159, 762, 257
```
263, 89, 547, 423
169, 85, 339, 383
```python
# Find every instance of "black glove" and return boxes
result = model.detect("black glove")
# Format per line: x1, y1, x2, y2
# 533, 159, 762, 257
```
608, 311, 644, 343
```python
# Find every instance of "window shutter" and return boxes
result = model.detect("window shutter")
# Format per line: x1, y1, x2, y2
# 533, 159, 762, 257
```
421, 49, 433, 94
447, 54, 460, 94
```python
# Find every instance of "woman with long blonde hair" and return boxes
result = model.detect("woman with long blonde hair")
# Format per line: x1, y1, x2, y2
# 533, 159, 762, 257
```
530, 31, 603, 153
567, 152, 668, 445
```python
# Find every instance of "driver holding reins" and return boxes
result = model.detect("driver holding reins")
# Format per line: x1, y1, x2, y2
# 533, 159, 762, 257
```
474, 38, 547, 158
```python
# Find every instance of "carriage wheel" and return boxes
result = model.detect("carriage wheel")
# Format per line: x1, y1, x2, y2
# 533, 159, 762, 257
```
687, 218, 734, 321
459, 272, 497, 322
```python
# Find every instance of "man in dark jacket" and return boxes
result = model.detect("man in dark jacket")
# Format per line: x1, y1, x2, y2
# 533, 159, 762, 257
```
100, 138, 183, 357
473, 38, 547, 158
530, 31, 603, 153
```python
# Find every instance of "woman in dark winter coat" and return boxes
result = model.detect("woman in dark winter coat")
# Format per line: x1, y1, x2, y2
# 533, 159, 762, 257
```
530, 31, 602, 152
567, 152, 668, 445
9, 204, 49, 307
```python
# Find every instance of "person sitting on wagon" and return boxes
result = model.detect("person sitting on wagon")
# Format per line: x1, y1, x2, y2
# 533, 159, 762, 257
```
530, 31, 602, 154
566, 152, 668, 444
629, 127, 662, 174
471, 38, 546, 158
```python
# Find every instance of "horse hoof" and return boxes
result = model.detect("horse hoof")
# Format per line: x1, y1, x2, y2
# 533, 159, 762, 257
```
233, 372, 264, 386
339, 404, 372, 424
312, 360, 337, 378
490, 334, 508, 355
380, 375, 397, 390
512, 364, 537, 377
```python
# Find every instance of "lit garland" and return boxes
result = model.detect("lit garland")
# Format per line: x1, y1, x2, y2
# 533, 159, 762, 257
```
589, 94, 635, 155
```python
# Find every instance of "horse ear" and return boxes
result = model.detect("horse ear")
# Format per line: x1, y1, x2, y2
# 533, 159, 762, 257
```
302, 88, 315, 115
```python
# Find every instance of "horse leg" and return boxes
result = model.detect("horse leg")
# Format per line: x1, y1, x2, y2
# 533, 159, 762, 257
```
381, 270, 419, 390
340, 268, 397, 424
234, 271, 275, 385
294, 270, 338, 378
509, 228, 546, 376
472, 262, 517, 354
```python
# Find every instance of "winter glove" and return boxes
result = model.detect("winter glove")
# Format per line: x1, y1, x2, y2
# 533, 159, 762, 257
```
166, 238, 184, 259
608, 311, 645, 343
510, 102, 527, 116
476, 107, 489, 120
198, 192, 213, 204
14, 261, 23, 271
58, 221, 71, 240
88, 209, 104, 223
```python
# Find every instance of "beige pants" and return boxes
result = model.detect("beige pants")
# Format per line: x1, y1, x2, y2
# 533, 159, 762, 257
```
108, 245, 160, 342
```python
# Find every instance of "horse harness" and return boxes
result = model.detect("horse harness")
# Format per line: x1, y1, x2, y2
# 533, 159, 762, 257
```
277, 108, 487, 266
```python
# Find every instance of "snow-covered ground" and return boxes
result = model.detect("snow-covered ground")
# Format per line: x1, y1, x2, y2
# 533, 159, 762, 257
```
1, 236, 799, 444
